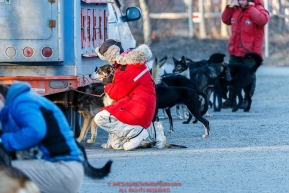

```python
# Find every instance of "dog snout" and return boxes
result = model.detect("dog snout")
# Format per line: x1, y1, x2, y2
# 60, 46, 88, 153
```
90, 72, 97, 80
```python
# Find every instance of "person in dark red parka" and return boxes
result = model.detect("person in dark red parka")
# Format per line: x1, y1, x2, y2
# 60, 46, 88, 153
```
221, 0, 269, 108
94, 39, 166, 151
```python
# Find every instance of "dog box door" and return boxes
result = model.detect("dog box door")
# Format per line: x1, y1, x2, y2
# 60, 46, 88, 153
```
0, 0, 62, 62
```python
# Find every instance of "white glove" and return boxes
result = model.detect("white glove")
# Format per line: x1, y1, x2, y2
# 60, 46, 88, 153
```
230, 0, 239, 7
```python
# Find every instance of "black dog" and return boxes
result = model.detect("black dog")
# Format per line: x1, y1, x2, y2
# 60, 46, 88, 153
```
161, 75, 201, 124
172, 54, 231, 119
172, 53, 226, 74
0, 141, 112, 180
172, 53, 229, 110
214, 52, 263, 112
155, 84, 210, 138
151, 57, 197, 125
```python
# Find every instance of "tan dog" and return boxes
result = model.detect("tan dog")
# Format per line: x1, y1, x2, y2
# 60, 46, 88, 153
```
75, 82, 104, 144
0, 143, 40, 193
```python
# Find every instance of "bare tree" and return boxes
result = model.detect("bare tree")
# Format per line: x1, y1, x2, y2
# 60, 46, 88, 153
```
139, 0, 152, 45
221, 0, 229, 37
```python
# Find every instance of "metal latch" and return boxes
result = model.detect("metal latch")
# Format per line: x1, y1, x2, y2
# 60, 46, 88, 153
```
49, 20, 56, 28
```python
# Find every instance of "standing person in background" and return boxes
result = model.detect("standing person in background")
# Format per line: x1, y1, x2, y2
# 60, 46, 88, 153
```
221, 0, 269, 108
94, 39, 166, 151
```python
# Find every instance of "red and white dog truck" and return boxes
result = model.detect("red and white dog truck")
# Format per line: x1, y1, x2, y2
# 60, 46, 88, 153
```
0, 0, 141, 134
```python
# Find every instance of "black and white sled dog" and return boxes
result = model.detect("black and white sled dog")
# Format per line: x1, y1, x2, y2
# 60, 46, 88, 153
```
151, 57, 210, 137
0, 141, 112, 180
0, 143, 40, 193
151, 56, 191, 121
0, 141, 112, 193
172, 53, 231, 118
152, 57, 200, 125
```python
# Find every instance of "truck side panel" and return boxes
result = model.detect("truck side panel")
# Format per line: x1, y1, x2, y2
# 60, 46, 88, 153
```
0, 0, 108, 77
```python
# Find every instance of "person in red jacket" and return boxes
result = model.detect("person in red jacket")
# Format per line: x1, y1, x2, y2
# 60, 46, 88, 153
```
221, 0, 269, 108
94, 39, 166, 151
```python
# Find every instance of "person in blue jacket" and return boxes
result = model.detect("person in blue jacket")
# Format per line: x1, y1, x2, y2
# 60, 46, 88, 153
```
0, 81, 84, 193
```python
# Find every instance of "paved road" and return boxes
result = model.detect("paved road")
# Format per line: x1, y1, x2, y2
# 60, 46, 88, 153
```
79, 66, 289, 193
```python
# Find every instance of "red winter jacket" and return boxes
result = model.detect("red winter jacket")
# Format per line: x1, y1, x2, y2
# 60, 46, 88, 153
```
221, 0, 269, 57
103, 45, 156, 128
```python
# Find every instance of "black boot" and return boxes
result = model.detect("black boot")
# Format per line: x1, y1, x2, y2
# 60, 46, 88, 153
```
222, 91, 237, 108
240, 91, 254, 109
239, 100, 248, 109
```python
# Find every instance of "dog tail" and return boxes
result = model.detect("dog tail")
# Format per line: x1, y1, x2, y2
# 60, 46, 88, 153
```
137, 142, 187, 149
77, 142, 112, 179
243, 52, 263, 73
151, 56, 167, 84
197, 91, 209, 116
165, 144, 187, 148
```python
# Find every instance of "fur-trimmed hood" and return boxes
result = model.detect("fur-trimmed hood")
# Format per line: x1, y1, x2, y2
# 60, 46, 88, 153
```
117, 44, 152, 65
95, 43, 152, 65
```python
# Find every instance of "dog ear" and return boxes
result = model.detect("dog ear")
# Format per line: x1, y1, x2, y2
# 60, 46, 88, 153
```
94, 66, 98, 72
159, 56, 167, 63
181, 56, 187, 64
172, 57, 178, 64
109, 66, 114, 73
158, 56, 167, 68
152, 57, 158, 69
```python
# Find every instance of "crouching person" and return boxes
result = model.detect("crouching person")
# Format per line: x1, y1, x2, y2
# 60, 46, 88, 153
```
94, 39, 166, 151
0, 81, 84, 193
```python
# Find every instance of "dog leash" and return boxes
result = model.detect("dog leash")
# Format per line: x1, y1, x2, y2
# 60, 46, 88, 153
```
128, 128, 144, 140
69, 87, 105, 97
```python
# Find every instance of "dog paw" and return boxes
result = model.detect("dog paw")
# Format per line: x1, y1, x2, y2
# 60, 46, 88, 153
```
77, 137, 83, 142
232, 108, 238, 112
214, 109, 221, 112
202, 134, 209, 138
205, 113, 212, 117
86, 139, 95, 144
193, 120, 198, 124
101, 143, 112, 149
244, 109, 250, 112
168, 130, 174, 133
182, 121, 189, 124
177, 116, 183, 120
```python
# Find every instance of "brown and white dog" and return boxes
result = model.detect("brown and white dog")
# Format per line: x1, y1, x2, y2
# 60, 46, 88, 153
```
75, 82, 105, 144
75, 64, 116, 144
0, 142, 40, 193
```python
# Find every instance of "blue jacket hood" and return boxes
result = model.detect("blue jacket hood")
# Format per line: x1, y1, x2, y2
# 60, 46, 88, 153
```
6, 81, 31, 104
